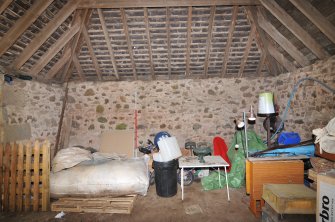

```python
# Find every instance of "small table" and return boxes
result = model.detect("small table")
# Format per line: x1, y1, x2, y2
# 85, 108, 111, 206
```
178, 156, 230, 201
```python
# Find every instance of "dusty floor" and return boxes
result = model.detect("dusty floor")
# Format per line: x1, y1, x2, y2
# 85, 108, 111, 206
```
0, 182, 261, 222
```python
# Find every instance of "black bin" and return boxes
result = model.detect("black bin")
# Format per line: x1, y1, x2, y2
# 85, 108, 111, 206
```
153, 159, 178, 197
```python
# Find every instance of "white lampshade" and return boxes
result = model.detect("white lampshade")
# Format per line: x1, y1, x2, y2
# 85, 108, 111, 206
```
258, 92, 275, 114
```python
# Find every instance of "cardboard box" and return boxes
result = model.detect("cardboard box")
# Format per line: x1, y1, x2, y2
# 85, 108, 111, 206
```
317, 170, 335, 222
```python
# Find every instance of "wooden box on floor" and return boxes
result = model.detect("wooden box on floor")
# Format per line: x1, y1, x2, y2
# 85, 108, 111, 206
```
262, 184, 316, 214
246, 159, 304, 217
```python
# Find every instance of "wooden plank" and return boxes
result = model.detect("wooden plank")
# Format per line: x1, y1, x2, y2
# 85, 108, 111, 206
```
204, 6, 215, 77
30, 23, 81, 76
221, 6, 238, 77
120, 8, 136, 80
0, 0, 53, 57
0, 144, 3, 211
257, 12, 309, 67
245, 6, 279, 76
72, 56, 85, 81
3, 143, 11, 211
166, 7, 171, 79
238, 26, 255, 77
186, 6, 192, 76
33, 141, 40, 211
256, 53, 265, 76
41, 141, 50, 211
144, 8, 155, 80
16, 143, 24, 212
45, 49, 71, 80
98, 8, 119, 80
82, 26, 102, 80
289, 0, 335, 44
260, 0, 329, 59
12, 1, 78, 69
0, 0, 12, 15
268, 43, 296, 72
24, 142, 32, 212
9, 143, 17, 212
78, 0, 261, 8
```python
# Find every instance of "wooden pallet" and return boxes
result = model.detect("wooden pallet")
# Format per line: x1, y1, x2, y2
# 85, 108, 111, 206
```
51, 195, 137, 214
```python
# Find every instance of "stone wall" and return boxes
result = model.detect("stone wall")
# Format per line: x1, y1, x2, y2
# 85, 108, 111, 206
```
2, 79, 64, 150
65, 56, 335, 150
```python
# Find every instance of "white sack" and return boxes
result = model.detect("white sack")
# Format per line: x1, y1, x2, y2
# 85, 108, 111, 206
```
313, 117, 335, 154
52, 147, 92, 173
50, 156, 149, 198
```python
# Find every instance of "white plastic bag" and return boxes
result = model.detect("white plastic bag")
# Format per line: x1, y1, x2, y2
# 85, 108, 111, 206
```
313, 117, 335, 154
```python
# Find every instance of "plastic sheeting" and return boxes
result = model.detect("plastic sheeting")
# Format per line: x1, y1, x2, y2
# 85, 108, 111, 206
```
50, 156, 150, 198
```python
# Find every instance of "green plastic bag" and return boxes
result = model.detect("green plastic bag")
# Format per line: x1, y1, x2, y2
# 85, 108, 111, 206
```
201, 130, 266, 190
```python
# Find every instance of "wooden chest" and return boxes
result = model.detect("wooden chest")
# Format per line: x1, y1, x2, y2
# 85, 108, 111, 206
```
247, 159, 304, 217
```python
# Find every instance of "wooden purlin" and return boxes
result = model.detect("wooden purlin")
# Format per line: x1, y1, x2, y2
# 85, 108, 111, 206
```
11, 1, 78, 70
98, 8, 119, 80
120, 8, 137, 80
260, 0, 329, 59
204, 6, 216, 77
144, 8, 155, 80
0, 0, 53, 57
185, 6, 192, 76
238, 26, 256, 77
289, 0, 335, 44
221, 6, 238, 77
257, 12, 309, 67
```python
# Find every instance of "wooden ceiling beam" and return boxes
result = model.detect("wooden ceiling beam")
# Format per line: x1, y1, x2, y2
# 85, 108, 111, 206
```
185, 6, 192, 76
144, 8, 155, 80
289, 0, 335, 44
120, 8, 137, 80
82, 26, 102, 80
30, 22, 81, 76
78, 0, 261, 8
238, 26, 255, 77
166, 7, 171, 79
45, 49, 71, 80
98, 8, 119, 80
260, 0, 329, 59
0, 0, 13, 15
0, 0, 54, 57
257, 12, 309, 67
12, 1, 78, 69
204, 6, 215, 78
256, 53, 265, 76
221, 6, 238, 77
245, 6, 279, 76
268, 44, 296, 73
72, 55, 85, 81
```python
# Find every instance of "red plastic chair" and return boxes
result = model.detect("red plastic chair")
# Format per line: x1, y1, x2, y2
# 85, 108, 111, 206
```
213, 136, 231, 172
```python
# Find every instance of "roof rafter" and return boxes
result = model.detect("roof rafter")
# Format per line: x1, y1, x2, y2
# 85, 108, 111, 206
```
30, 22, 81, 76
144, 8, 155, 80
72, 55, 85, 81
260, 0, 329, 59
0, 0, 54, 57
221, 6, 238, 77
257, 12, 309, 67
82, 26, 102, 80
0, 0, 13, 15
45, 49, 71, 80
78, 0, 261, 8
12, 1, 78, 70
185, 6, 192, 76
204, 6, 216, 78
98, 8, 119, 80
289, 0, 335, 44
268, 43, 296, 72
238, 26, 255, 77
256, 53, 266, 76
120, 8, 137, 80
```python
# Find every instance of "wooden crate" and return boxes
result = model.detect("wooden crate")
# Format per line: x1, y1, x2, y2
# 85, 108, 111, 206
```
248, 160, 304, 217
308, 168, 317, 182
262, 184, 316, 214
51, 195, 137, 214
0, 140, 50, 212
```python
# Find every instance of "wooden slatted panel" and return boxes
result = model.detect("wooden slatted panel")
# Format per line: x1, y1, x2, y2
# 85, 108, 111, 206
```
0, 140, 50, 212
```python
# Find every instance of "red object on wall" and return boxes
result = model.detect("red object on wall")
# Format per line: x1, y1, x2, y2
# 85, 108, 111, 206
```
213, 136, 231, 172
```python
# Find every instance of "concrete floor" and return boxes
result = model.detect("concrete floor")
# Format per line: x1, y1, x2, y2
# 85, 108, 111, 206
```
0, 182, 260, 222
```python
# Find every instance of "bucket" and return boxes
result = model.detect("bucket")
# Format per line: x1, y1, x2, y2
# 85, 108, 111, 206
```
157, 137, 182, 162
153, 159, 178, 197
258, 92, 275, 114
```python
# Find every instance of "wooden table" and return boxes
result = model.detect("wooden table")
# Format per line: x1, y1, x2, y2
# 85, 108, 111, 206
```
178, 156, 230, 201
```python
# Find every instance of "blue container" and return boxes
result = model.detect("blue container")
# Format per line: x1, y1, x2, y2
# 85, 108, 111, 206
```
278, 132, 301, 145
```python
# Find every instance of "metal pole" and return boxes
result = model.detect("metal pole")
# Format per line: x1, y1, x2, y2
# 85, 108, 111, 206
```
243, 112, 249, 158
